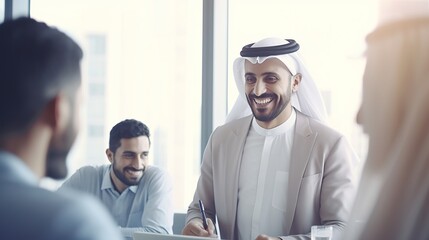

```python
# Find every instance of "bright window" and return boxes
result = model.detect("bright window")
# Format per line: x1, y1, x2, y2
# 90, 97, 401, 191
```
0, 0, 4, 21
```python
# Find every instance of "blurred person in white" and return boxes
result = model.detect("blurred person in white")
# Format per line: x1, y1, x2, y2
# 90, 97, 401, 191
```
182, 37, 359, 240
347, 16, 429, 240
0, 17, 123, 240
59, 119, 174, 239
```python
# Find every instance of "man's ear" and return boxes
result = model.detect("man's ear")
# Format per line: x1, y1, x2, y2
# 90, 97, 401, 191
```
292, 73, 302, 92
106, 149, 114, 163
44, 92, 69, 132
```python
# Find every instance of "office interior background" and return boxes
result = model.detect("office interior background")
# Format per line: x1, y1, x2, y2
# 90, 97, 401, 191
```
2, 0, 428, 212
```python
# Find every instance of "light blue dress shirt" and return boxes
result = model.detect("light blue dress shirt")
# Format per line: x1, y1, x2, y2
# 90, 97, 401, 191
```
58, 164, 174, 239
0, 151, 124, 240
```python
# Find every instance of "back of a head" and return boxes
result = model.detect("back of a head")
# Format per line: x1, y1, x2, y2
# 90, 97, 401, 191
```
362, 16, 429, 162
350, 16, 429, 240
0, 17, 83, 138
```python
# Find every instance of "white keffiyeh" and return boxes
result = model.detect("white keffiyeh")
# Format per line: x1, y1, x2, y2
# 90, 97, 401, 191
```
226, 37, 328, 123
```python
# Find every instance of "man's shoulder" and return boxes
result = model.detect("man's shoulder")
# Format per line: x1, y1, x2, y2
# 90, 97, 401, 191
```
1, 183, 121, 240
297, 111, 343, 138
76, 164, 109, 174
296, 111, 351, 150
31, 182, 102, 209
2, 182, 70, 208
140, 166, 173, 190
48, 188, 123, 239
144, 166, 170, 181
59, 165, 109, 192
221, 115, 252, 128
72, 164, 109, 179
212, 115, 252, 137
56, 187, 106, 208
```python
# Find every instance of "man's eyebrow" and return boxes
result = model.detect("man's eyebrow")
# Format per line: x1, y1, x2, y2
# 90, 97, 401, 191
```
245, 72, 279, 76
261, 71, 279, 76
122, 151, 137, 155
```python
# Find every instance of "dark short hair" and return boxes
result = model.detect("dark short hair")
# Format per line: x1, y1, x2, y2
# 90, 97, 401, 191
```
109, 119, 151, 153
0, 17, 83, 137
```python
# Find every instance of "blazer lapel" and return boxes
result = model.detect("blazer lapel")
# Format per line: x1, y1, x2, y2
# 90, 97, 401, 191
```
285, 111, 318, 233
225, 115, 253, 240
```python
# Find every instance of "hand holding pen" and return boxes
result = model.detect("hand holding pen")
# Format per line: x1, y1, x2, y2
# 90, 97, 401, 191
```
198, 200, 221, 239
181, 199, 219, 238
198, 200, 209, 230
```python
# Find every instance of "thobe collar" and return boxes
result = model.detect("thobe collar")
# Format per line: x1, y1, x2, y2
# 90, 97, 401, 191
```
252, 108, 297, 136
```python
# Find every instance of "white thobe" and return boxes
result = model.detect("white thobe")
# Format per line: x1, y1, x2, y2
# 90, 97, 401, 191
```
238, 109, 296, 240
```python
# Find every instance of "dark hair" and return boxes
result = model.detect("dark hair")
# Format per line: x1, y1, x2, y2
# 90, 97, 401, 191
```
0, 17, 83, 136
109, 119, 151, 153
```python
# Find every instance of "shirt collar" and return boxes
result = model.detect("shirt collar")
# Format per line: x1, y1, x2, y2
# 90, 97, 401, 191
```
101, 165, 138, 193
0, 150, 39, 186
252, 108, 297, 136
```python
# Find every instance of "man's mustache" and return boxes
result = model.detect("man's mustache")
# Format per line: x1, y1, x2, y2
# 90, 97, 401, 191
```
124, 166, 144, 172
248, 93, 276, 99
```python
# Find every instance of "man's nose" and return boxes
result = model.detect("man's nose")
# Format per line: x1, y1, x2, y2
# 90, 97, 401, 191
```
253, 80, 266, 96
131, 156, 144, 168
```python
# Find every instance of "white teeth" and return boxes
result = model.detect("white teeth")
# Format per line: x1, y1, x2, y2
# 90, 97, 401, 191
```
254, 98, 272, 104
126, 169, 141, 176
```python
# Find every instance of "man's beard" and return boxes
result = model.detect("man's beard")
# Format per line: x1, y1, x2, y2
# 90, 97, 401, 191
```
112, 159, 144, 187
46, 112, 78, 180
247, 89, 292, 122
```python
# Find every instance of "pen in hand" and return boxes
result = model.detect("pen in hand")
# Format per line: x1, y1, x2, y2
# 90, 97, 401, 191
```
198, 200, 209, 230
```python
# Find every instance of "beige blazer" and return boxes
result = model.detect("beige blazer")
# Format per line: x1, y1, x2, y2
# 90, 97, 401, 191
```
186, 111, 358, 240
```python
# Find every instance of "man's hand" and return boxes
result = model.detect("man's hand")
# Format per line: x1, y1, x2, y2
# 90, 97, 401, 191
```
255, 234, 282, 240
182, 218, 217, 238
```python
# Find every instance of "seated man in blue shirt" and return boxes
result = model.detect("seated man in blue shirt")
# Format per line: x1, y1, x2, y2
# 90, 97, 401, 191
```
59, 119, 174, 239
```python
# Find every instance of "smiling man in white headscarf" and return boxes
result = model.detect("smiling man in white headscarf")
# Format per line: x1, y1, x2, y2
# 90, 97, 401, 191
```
183, 38, 359, 240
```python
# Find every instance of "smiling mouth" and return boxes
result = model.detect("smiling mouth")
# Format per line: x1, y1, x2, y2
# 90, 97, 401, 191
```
253, 97, 273, 105
125, 168, 143, 176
